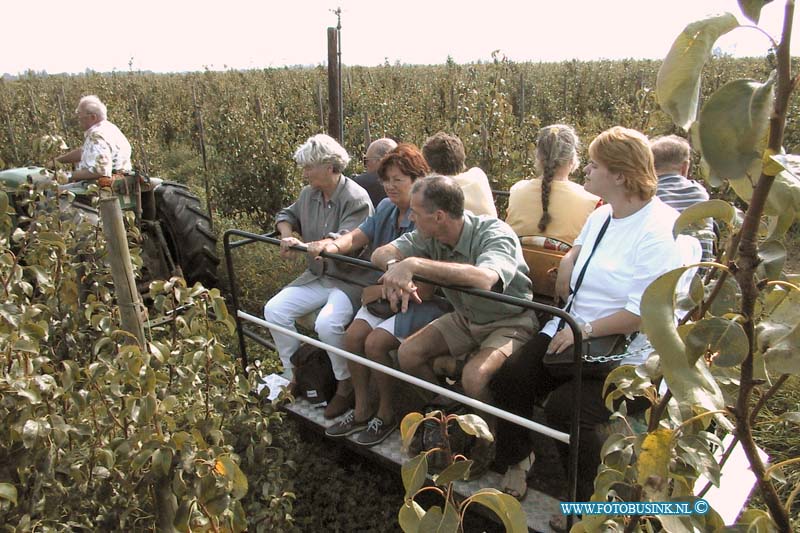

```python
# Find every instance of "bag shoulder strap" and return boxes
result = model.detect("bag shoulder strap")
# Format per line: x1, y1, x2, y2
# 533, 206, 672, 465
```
558, 215, 612, 329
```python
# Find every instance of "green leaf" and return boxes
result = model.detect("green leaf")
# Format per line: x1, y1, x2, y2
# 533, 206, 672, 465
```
434, 459, 472, 486
641, 267, 727, 417
757, 240, 786, 281
22, 419, 43, 448
738, 0, 773, 23
13, 338, 39, 354
37, 231, 67, 252
762, 323, 800, 374
402, 453, 428, 499
0, 483, 18, 506
439, 497, 461, 531
216, 456, 248, 499
656, 13, 739, 129
398, 500, 425, 532
699, 74, 775, 185
418, 506, 443, 532
735, 508, 777, 532
173, 499, 193, 532
636, 428, 673, 500
401, 412, 425, 451
466, 490, 528, 533
672, 199, 735, 238
455, 413, 493, 442
685, 317, 749, 367
708, 276, 741, 317
152, 448, 173, 479
778, 411, 800, 424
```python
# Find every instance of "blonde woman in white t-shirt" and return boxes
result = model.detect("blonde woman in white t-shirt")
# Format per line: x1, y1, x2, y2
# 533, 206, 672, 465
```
490, 127, 682, 523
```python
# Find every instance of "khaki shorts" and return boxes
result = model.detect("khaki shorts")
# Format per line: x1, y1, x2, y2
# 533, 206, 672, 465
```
430, 309, 538, 360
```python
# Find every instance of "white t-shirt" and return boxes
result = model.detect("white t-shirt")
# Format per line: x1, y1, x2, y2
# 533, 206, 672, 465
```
541, 198, 682, 365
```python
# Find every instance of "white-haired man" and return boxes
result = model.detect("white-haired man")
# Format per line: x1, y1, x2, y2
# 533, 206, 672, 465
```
55, 95, 132, 182
354, 137, 397, 208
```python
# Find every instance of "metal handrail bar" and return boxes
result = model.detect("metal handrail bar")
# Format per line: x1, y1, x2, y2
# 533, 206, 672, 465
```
222, 226, 584, 505
243, 311, 571, 443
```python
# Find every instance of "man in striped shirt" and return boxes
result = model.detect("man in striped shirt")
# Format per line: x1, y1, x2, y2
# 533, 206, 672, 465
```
651, 135, 715, 263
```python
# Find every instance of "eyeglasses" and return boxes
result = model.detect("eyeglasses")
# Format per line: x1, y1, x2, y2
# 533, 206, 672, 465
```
363, 156, 379, 164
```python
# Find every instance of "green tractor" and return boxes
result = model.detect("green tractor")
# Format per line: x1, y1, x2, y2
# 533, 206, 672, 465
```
0, 166, 219, 290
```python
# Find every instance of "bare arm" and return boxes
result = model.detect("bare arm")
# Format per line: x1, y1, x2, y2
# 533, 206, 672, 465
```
547, 309, 641, 354
308, 228, 369, 260
555, 244, 581, 299
55, 148, 82, 165
386, 257, 499, 292
276, 221, 303, 258
70, 167, 103, 182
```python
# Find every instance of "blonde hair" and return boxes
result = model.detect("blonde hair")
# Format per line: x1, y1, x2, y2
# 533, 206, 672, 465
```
535, 124, 581, 232
588, 126, 657, 201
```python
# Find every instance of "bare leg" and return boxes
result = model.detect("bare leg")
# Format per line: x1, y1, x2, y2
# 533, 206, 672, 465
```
364, 328, 401, 422
343, 319, 375, 421
397, 324, 451, 385
461, 347, 507, 403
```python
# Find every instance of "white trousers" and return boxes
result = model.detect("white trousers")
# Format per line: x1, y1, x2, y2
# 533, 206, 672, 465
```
263, 280, 354, 381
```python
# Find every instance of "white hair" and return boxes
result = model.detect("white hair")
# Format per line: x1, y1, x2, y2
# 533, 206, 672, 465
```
76, 95, 107, 121
293, 134, 350, 173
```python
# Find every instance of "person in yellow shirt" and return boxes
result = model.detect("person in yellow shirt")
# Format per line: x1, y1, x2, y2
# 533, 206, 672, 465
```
506, 125, 599, 246
421, 132, 498, 218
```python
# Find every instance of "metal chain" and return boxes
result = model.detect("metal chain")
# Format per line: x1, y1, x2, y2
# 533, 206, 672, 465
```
582, 343, 649, 364
582, 352, 629, 364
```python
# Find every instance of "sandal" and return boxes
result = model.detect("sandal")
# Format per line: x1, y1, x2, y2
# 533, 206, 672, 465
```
501, 451, 535, 500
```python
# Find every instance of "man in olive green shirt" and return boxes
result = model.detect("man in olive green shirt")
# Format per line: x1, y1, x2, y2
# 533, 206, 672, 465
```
372, 175, 537, 403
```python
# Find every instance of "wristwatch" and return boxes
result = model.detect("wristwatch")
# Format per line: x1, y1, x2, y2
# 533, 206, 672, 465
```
582, 321, 594, 339
386, 259, 399, 269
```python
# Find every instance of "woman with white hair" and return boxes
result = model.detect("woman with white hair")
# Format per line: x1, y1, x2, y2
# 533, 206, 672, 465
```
264, 134, 373, 418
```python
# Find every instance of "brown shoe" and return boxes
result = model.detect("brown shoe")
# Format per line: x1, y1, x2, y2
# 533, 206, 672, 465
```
324, 390, 355, 419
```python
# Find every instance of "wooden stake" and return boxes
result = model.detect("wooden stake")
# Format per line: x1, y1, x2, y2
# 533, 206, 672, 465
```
327, 27, 343, 142
99, 195, 146, 347
192, 85, 213, 223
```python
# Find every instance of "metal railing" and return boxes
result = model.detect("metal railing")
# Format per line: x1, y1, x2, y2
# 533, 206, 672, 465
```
223, 228, 587, 519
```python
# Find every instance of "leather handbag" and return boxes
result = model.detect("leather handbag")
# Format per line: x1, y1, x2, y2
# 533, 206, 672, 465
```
365, 298, 395, 319
543, 334, 630, 378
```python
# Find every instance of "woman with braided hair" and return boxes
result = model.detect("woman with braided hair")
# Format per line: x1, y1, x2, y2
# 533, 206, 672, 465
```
506, 125, 600, 246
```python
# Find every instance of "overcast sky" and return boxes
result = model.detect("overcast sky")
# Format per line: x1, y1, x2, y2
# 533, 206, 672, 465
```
4, 0, 796, 74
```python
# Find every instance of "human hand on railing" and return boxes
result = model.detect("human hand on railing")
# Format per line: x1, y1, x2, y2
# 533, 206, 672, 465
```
379, 261, 422, 312
307, 240, 336, 261
279, 236, 304, 258
546, 327, 575, 355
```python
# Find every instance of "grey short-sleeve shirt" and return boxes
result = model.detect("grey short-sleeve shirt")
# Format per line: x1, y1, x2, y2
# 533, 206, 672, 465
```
391, 213, 532, 324
275, 175, 373, 307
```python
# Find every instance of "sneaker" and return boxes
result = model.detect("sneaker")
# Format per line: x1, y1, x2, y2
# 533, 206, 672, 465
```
355, 417, 398, 447
325, 410, 370, 438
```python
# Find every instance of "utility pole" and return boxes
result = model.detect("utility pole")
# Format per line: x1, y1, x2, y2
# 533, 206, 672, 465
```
327, 8, 344, 143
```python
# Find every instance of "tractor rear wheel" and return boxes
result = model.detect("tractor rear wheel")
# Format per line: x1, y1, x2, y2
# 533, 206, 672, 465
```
154, 182, 219, 288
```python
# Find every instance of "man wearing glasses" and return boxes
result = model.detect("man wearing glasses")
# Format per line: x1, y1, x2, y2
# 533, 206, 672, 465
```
354, 138, 397, 208
55, 95, 132, 183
